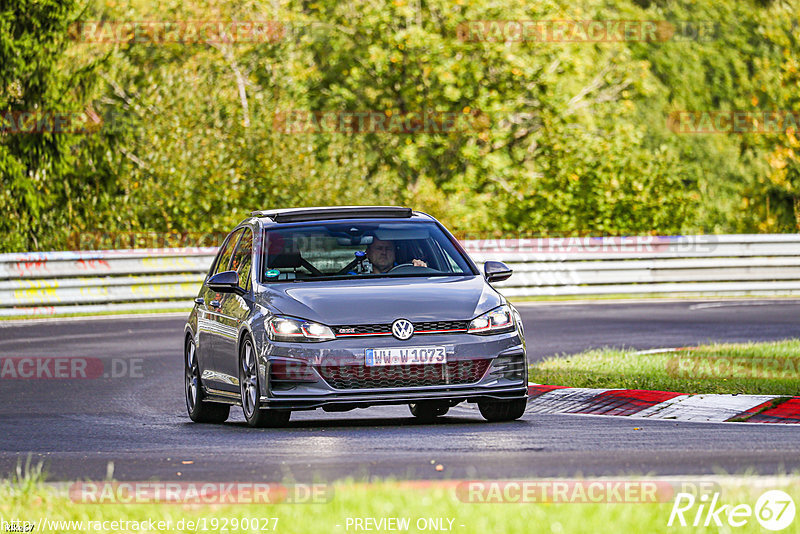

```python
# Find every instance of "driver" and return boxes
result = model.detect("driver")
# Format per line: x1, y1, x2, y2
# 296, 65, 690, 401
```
364, 238, 427, 274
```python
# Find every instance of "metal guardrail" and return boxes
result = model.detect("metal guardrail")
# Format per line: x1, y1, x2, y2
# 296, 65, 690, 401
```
472, 234, 800, 297
0, 249, 217, 317
1, 235, 799, 316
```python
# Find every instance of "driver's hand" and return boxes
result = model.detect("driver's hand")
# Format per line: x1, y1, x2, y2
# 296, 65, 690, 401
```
412, 259, 427, 267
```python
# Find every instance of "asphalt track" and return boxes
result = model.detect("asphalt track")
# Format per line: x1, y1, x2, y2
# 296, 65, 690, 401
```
0, 299, 798, 482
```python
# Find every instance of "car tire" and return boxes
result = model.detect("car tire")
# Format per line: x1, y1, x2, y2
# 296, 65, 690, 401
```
478, 398, 527, 422
240, 337, 291, 428
185, 337, 230, 423
409, 401, 449, 422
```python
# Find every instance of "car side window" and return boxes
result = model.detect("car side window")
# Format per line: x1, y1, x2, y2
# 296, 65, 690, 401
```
212, 229, 244, 276
231, 229, 253, 292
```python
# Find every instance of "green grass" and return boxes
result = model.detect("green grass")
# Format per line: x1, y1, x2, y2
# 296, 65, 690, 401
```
3, 466, 800, 533
529, 340, 800, 395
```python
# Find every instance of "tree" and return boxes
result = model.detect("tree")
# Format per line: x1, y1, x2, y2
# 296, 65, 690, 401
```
0, 0, 123, 251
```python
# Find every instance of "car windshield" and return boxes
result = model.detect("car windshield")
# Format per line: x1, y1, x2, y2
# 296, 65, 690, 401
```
261, 221, 474, 282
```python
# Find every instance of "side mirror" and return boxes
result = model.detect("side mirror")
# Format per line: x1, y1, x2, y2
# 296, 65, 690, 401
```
484, 261, 513, 283
207, 270, 245, 295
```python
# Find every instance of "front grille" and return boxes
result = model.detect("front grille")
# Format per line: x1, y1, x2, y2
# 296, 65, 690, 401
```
414, 320, 469, 332
334, 324, 392, 336
317, 359, 491, 390
334, 320, 469, 337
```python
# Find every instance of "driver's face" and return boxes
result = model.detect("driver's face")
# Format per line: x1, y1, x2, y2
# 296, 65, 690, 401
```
367, 239, 395, 273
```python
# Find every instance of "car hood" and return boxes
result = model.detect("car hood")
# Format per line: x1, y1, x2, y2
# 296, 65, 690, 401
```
257, 275, 503, 325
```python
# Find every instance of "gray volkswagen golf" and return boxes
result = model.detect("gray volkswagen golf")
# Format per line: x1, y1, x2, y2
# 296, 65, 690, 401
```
184, 206, 527, 427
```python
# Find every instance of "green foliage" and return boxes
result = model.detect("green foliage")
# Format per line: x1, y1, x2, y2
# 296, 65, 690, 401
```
2, 0, 799, 251
0, 0, 123, 251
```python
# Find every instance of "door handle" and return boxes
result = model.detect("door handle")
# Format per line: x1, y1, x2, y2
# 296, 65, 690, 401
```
210, 300, 221, 308
194, 297, 204, 305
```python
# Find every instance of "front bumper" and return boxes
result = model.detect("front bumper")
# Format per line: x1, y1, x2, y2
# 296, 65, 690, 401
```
257, 330, 527, 411
259, 384, 527, 411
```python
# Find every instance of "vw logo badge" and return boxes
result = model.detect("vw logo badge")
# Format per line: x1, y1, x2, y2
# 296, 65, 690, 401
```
391, 319, 414, 340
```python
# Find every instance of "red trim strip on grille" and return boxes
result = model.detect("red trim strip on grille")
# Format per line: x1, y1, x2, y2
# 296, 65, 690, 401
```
335, 328, 467, 338
335, 332, 392, 337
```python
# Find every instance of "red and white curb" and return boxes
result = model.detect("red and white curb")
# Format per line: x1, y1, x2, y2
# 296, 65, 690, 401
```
526, 385, 800, 424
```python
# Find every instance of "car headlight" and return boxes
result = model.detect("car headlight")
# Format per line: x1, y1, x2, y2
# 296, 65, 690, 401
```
268, 316, 336, 342
468, 305, 516, 335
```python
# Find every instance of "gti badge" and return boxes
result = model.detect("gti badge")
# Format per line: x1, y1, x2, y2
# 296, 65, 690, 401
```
391, 319, 414, 340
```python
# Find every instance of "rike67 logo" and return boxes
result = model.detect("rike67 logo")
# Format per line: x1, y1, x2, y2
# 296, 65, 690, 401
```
669, 490, 795, 531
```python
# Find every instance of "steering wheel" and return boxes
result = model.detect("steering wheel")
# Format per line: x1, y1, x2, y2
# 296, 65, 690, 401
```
387, 263, 417, 273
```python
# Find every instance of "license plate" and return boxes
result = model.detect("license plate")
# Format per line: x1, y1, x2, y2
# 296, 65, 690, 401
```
365, 346, 446, 366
